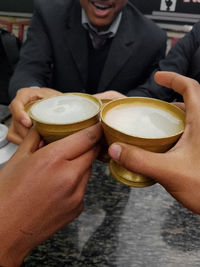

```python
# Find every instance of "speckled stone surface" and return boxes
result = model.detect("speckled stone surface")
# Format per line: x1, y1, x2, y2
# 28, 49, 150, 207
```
24, 161, 200, 266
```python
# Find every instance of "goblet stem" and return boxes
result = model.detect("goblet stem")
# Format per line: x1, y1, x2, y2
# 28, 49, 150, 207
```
109, 159, 156, 188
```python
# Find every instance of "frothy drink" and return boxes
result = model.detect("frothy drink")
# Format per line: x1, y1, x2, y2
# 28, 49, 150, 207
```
104, 104, 184, 138
30, 94, 99, 124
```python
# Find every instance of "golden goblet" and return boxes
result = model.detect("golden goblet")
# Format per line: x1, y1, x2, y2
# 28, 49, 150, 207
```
100, 97, 185, 188
27, 93, 102, 143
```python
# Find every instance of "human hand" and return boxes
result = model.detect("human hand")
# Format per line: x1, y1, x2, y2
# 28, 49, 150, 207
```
108, 71, 200, 214
8, 87, 62, 145
0, 123, 102, 266
94, 90, 126, 101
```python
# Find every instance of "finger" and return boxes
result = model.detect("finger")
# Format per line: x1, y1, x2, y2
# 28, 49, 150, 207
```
94, 91, 125, 100
78, 168, 92, 189
68, 168, 92, 203
16, 127, 41, 154
14, 121, 30, 139
7, 129, 23, 145
69, 144, 100, 177
6, 119, 30, 144
37, 87, 62, 98
73, 168, 92, 202
47, 123, 103, 160
154, 72, 200, 117
155, 72, 200, 141
9, 98, 33, 128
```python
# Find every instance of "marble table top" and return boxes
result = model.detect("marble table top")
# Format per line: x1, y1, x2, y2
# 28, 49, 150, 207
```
24, 161, 200, 266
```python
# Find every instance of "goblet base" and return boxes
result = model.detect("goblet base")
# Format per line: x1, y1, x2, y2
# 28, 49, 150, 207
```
109, 160, 156, 188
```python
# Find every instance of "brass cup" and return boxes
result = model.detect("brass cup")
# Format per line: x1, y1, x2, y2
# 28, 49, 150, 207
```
100, 97, 185, 188
27, 93, 102, 143
101, 99, 113, 107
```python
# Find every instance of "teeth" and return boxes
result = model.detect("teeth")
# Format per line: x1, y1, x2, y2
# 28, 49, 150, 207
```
92, 2, 112, 10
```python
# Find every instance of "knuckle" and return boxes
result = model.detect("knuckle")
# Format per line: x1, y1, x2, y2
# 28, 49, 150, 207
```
86, 123, 102, 142
71, 202, 84, 220
191, 79, 200, 88
183, 78, 199, 93
71, 193, 84, 211
45, 149, 58, 164
86, 129, 98, 142
76, 190, 85, 205
16, 88, 25, 97
120, 149, 130, 168
120, 145, 138, 170
7, 126, 15, 138
65, 168, 80, 187
6, 132, 12, 142
8, 100, 16, 112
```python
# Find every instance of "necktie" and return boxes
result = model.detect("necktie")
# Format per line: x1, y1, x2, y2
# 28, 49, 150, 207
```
87, 27, 112, 49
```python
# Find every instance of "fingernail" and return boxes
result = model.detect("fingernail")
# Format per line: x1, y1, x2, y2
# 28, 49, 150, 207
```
21, 118, 31, 127
109, 144, 121, 160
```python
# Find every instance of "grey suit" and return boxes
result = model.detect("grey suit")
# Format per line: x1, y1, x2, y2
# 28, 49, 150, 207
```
9, 0, 167, 100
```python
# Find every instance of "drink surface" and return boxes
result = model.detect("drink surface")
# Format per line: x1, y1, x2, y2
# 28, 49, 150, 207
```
104, 104, 184, 138
30, 95, 99, 124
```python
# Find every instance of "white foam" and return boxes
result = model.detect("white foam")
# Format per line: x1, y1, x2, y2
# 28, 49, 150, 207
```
104, 104, 184, 138
30, 95, 99, 124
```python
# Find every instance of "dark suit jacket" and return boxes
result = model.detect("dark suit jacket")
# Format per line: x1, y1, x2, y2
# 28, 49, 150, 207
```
135, 21, 200, 102
9, 0, 167, 100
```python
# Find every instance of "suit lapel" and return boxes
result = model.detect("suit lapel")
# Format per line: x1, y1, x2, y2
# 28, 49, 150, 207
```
64, 2, 88, 87
98, 8, 136, 92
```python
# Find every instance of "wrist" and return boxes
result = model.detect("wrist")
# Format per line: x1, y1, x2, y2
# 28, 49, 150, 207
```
0, 253, 23, 267
0, 240, 25, 267
0, 228, 28, 267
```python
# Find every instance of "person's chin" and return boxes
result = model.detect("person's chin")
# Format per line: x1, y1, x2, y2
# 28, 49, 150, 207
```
90, 16, 113, 30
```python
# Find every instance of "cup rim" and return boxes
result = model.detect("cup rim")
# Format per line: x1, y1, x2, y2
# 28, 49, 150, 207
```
100, 97, 185, 141
28, 92, 102, 126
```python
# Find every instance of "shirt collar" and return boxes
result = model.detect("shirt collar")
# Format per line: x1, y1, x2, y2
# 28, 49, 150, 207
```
82, 9, 122, 37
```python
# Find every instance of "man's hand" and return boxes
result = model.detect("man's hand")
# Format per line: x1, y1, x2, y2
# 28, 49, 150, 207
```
8, 87, 62, 144
108, 71, 200, 214
94, 90, 126, 101
0, 123, 102, 266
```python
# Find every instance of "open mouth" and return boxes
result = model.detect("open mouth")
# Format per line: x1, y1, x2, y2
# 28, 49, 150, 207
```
91, 1, 114, 10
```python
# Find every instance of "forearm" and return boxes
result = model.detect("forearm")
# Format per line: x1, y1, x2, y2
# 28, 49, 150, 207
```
0, 172, 34, 267
0, 246, 24, 267
0, 207, 28, 266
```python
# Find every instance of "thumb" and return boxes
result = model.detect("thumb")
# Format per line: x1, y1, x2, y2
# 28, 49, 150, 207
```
108, 142, 172, 184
